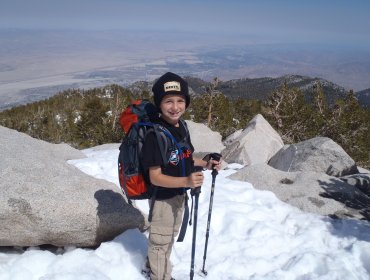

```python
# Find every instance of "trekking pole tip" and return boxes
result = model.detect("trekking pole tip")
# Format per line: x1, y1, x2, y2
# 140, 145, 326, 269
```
200, 269, 208, 276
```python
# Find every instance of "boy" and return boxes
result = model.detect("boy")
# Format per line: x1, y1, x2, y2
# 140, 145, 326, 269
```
140, 72, 221, 280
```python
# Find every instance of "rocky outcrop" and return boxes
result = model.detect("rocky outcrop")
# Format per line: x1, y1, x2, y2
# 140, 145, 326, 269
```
185, 120, 225, 156
223, 115, 369, 221
268, 137, 359, 177
221, 114, 284, 165
229, 163, 370, 220
340, 173, 370, 197
0, 126, 144, 247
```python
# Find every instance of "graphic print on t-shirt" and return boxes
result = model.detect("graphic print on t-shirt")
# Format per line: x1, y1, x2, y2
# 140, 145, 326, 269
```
168, 147, 192, 166
169, 150, 179, 166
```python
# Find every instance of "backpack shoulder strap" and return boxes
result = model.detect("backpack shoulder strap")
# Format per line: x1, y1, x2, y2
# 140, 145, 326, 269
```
152, 124, 170, 166
179, 119, 190, 143
179, 119, 189, 137
142, 122, 173, 167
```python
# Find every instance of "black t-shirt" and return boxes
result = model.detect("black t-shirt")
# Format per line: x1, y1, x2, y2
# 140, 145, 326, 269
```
140, 118, 194, 199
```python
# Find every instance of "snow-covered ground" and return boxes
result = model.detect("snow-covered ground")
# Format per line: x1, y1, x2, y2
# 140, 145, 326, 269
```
1, 146, 369, 280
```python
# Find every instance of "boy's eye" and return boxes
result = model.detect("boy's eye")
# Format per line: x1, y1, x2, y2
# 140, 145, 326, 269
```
162, 96, 185, 104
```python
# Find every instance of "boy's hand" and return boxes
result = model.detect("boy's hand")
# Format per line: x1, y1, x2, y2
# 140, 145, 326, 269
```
203, 153, 222, 171
187, 171, 204, 188
206, 159, 222, 171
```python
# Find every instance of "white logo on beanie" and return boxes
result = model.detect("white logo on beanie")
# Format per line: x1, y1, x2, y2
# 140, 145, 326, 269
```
164, 81, 181, 92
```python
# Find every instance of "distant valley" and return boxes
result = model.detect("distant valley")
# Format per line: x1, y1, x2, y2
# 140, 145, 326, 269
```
1, 29, 370, 110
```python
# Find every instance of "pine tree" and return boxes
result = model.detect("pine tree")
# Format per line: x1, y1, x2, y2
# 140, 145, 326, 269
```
76, 96, 110, 147
232, 98, 262, 131
264, 82, 312, 142
311, 81, 329, 135
205, 77, 221, 127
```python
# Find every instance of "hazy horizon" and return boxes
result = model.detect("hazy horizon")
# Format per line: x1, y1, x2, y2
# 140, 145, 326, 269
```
1, 1, 370, 108
2, 0, 370, 46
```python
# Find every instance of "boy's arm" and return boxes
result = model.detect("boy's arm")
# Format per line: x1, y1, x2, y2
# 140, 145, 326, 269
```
149, 166, 203, 189
193, 157, 208, 168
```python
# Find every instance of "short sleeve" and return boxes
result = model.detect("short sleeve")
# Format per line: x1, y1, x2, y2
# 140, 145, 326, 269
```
140, 131, 164, 170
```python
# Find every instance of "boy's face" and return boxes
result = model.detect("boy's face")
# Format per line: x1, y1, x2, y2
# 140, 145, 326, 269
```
160, 94, 186, 126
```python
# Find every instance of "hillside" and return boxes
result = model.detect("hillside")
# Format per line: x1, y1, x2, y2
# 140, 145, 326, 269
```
190, 74, 370, 108
0, 74, 364, 111
214, 75, 349, 105
125, 75, 352, 107
355, 88, 370, 107
0, 75, 369, 168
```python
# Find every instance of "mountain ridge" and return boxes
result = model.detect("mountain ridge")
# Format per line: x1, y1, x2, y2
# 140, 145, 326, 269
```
1, 74, 369, 111
129, 74, 367, 106
355, 88, 370, 107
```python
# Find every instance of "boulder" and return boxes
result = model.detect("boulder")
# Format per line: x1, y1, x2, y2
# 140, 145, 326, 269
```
221, 114, 284, 165
228, 163, 370, 220
358, 166, 370, 174
0, 126, 144, 247
185, 120, 225, 157
223, 129, 243, 146
340, 173, 370, 197
268, 137, 358, 177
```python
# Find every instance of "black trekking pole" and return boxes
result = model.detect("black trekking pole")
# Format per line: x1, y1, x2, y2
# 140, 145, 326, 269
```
190, 166, 203, 280
201, 153, 221, 276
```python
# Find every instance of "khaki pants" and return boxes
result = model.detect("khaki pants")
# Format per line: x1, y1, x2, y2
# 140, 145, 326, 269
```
148, 194, 185, 280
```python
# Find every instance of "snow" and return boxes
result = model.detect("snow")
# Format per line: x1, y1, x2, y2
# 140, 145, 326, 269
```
1, 146, 370, 280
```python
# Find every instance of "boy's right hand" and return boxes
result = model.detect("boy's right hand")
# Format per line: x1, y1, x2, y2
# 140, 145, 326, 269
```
187, 171, 204, 188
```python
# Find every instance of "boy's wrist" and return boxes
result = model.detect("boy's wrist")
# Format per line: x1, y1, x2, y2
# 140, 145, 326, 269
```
203, 159, 210, 170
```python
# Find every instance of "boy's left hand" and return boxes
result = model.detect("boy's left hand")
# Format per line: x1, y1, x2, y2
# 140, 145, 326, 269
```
205, 157, 222, 171
199, 152, 222, 171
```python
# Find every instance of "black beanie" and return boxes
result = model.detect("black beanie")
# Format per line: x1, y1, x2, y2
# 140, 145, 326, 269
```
152, 72, 190, 108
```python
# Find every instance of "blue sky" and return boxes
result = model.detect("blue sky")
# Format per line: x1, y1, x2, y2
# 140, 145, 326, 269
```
1, 0, 370, 46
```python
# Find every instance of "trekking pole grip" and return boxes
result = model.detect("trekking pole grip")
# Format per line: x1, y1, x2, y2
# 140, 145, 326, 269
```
210, 153, 221, 176
191, 166, 203, 196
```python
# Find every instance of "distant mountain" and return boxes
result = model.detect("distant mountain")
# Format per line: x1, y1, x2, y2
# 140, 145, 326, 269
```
213, 75, 349, 105
355, 88, 370, 107
127, 80, 152, 95
127, 76, 209, 97
186, 75, 347, 104
126, 75, 354, 106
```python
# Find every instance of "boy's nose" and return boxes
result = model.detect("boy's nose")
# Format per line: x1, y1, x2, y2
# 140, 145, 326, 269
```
172, 102, 179, 109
